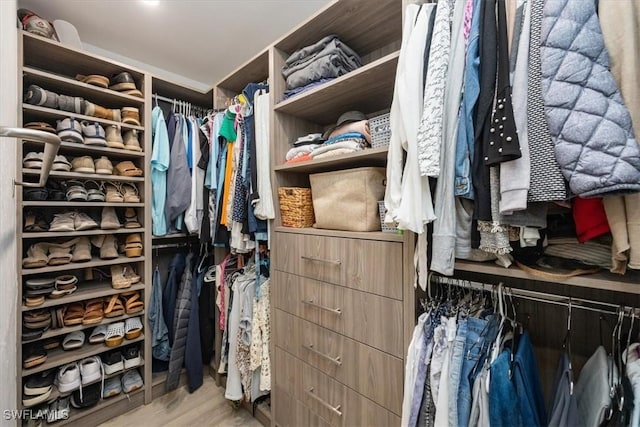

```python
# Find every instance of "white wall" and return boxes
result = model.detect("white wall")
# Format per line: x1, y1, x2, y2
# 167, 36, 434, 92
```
0, 1, 19, 425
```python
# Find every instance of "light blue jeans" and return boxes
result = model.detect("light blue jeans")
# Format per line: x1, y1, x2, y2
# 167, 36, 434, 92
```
447, 317, 468, 427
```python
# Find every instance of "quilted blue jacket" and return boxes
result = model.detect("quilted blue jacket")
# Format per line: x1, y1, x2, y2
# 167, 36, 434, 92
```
540, 0, 640, 197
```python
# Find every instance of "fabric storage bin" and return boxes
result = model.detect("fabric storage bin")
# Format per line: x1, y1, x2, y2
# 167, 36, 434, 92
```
370, 113, 391, 148
309, 167, 386, 231
278, 187, 315, 228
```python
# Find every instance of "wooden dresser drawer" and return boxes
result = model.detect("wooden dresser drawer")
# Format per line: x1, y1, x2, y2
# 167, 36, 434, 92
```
273, 232, 403, 300
274, 385, 331, 427
275, 348, 401, 427
274, 309, 403, 414
273, 271, 404, 357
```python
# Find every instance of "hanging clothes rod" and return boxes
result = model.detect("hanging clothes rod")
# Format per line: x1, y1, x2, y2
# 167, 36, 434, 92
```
153, 93, 211, 113
429, 274, 639, 317
151, 242, 195, 250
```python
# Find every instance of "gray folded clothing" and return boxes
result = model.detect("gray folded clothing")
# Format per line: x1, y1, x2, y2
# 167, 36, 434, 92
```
285, 53, 359, 90
285, 34, 361, 68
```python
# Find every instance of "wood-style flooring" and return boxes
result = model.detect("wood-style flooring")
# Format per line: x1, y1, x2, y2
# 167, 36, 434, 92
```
99, 376, 262, 427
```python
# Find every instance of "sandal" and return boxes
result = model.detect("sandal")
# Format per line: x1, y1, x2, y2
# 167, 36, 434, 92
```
23, 309, 52, 329
43, 337, 61, 350
123, 264, 140, 284
23, 345, 47, 369
24, 187, 49, 201
55, 274, 78, 289
110, 265, 131, 289
94, 234, 119, 260
124, 208, 141, 228
124, 233, 143, 257
115, 161, 143, 177
48, 239, 77, 265
104, 294, 125, 317
25, 295, 45, 307
82, 299, 104, 325
63, 303, 85, 326
62, 330, 86, 350
75, 74, 109, 88
124, 317, 143, 340
65, 180, 88, 201
121, 291, 144, 315
24, 211, 49, 232
85, 180, 105, 202
71, 237, 92, 263
101, 206, 121, 230
105, 322, 125, 347
89, 324, 108, 344
49, 212, 76, 232
22, 242, 49, 269
120, 183, 140, 203
105, 182, 124, 203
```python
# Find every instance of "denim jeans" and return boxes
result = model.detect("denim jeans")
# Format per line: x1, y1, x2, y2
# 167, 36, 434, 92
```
457, 315, 498, 427
513, 332, 547, 427
447, 317, 468, 427
408, 312, 437, 426
489, 349, 523, 427
469, 363, 490, 427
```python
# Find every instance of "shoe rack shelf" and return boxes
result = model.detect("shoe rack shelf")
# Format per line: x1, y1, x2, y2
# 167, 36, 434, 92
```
22, 256, 145, 276
23, 104, 145, 131
22, 168, 145, 183
23, 201, 144, 207
24, 228, 145, 239
24, 140, 145, 159
23, 66, 145, 108
17, 29, 151, 425
23, 311, 145, 344
22, 283, 146, 313
23, 334, 145, 377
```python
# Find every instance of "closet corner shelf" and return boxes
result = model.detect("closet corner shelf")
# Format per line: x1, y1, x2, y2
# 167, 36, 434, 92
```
21, 282, 146, 313
216, 48, 269, 94
23, 66, 145, 108
56, 387, 145, 427
22, 334, 145, 377
274, 226, 404, 242
273, 50, 399, 125
454, 260, 640, 294
22, 201, 144, 207
22, 168, 145, 183
23, 139, 145, 159
273, 146, 388, 173
22, 256, 145, 276
22, 104, 145, 132
24, 228, 145, 240
23, 311, 146, 345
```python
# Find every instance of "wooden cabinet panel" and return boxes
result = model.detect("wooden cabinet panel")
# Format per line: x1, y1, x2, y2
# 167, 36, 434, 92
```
274, 309, 403, 415
273, 232, 403, 300
275, 348, 400, 427
274, 385, 331, 427
273, 271, 404, 357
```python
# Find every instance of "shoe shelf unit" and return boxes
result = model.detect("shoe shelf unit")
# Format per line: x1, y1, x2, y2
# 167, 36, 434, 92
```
17, 30, 150, 426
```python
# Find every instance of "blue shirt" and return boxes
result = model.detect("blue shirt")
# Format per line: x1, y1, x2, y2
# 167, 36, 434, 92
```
151, 106, 170, 236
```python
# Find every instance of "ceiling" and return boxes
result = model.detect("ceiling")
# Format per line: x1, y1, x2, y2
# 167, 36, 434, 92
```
17, 0, 330, 90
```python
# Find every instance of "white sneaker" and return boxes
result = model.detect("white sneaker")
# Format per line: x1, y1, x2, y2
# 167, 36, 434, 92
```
56, 117, 83, 144
55, 362, 81, 393
79, 356, 102, 385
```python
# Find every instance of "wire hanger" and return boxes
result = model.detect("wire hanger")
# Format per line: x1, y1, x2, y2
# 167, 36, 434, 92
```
563, 298, 574, 395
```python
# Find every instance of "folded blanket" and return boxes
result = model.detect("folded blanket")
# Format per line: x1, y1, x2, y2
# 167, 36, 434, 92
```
324, 132, 369, 146
285, 144, 321, 161
326, 120, 371, 144
283, 78, 334, 100
285, 153, 313, 164
310, 140, 365, 157
284, 35, 361, 70
285, 53, 360, 90
314, 148, 359, 159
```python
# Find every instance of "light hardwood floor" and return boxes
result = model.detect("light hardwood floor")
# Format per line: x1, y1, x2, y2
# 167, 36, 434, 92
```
99, 376, 262, 427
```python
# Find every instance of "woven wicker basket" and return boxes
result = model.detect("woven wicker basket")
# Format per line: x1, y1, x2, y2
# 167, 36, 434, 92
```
278, 187, 315, 228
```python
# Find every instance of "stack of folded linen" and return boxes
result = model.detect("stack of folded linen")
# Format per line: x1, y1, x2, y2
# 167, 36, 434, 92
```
282, 35, 361, 96
308, 111, 371, 159
285, 133, 325, 163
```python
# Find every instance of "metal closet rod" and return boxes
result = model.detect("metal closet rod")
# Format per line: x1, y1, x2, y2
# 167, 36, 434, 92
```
153, 94, 210, 113
430, 274, 639, 317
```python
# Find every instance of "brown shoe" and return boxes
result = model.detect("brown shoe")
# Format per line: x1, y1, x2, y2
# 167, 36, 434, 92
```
121, 107, 141, 126
123, 129, 142, 152
105, 125, 125, 149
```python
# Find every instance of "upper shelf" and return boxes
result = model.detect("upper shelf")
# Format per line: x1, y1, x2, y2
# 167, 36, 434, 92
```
274, 146, 388, 173
216, 48, 269, 94
274, 51, 398, 125
23, 66, 144, 109
23, 140, 144, 159
23, 104, 144, 131
454, 260, 640, 295
273, 0, 401, 57
22, 169, 144, 183
22, 32, 145, 89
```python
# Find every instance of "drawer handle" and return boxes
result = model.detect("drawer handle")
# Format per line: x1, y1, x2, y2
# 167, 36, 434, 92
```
303, 344, 342, 366
307, 387, 343, 417
302, 299, 342, 315
301, 255, 342, 265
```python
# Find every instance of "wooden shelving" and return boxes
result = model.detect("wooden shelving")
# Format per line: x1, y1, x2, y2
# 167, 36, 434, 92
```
23, 201, 144, 207
273, 146, 388, 173
23, 104, 144, 132
22, 168, 144, 183
24, 140, 144, 159
23, 311, 145, 344
56, 387, 145, 426
23, 66, 144, 109
24, 228, 145, 240
22, 283, 146, 312
22, 334, 145, 376
22, 256, 145, 276
274, 51, 399, 125
274, 226, 404, 242
454, 260, 640, 295
216, 48, 269, 95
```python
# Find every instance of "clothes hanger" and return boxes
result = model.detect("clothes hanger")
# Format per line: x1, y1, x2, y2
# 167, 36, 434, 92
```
563, 298, 574, 396
154, 93, 159, 107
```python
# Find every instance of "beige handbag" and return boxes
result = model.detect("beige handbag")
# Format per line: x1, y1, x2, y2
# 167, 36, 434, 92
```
309, 167, 386, 231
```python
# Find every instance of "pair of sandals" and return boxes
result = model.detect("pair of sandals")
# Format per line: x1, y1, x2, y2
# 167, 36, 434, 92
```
66, 180, 106, 202
62, 298, 105, 327
105, 291, 144, 317
110, 264, 141, 289
105, 317, 143, 347
105, 181, 140, 203
24, 275, 78, 307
